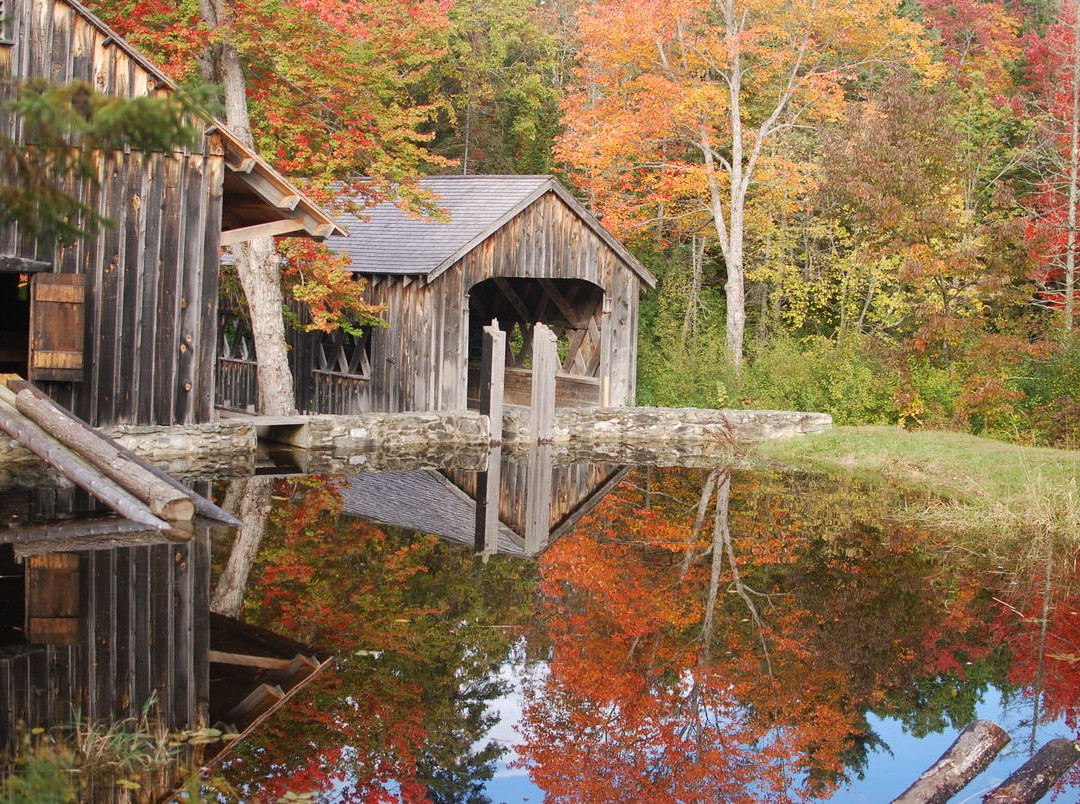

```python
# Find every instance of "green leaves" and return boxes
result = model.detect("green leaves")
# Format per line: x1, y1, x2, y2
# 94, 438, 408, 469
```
0, 78, 199, 244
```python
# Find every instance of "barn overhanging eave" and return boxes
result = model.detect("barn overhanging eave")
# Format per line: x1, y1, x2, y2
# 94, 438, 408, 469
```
211, 126, 348, 244
55, 2, 346, 245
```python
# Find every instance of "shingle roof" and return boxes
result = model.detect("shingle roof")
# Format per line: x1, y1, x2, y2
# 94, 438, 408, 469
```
327, 175, 655, 286
340, 471, 525, 556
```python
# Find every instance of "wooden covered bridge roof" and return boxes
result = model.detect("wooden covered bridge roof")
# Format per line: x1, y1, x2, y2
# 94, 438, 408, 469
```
327, 175, 656, 286
340, 470, 526, 555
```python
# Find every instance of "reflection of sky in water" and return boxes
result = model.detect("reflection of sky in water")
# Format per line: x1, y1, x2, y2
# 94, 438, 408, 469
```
478, 679, 1077, 802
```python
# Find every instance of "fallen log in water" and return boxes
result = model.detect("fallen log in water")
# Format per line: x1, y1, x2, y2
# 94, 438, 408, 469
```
0, 400, 168, 530
2, 385, 194, 522
984, 738, 1080, 803
891, 720, 1011, 804
7, 379, 242, 527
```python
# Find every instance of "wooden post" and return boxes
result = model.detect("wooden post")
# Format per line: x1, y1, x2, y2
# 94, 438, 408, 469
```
891, 720, 1010, 804
530, 323, 557, 443
474, 445, 503, 557
479, 319, 505, 444
524, 443, 554, 556
600, 296, 613, 407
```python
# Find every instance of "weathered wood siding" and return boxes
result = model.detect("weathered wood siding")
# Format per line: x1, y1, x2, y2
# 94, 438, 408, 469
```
0, 539, 211, 754
445, 459, 627, 541
0, 0, 223, 426
344, 191, 643, 415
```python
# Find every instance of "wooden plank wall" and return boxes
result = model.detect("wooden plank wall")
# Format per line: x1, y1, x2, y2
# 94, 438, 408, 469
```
446, 459, 623, 541
0, 538, 211, 755
0, 0, 224, 427
340, 191, 643, 415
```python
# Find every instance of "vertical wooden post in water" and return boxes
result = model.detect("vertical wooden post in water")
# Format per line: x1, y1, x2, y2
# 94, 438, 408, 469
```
530, 323, 558, 442
479, 320, 506, 444
524, 443, 554, 556
474, 445, 503, 558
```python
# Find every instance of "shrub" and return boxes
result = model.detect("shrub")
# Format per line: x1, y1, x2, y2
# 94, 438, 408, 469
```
740, 335, 899, 424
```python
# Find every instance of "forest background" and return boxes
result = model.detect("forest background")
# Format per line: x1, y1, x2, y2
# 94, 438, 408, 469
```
86, 0, 1080, 448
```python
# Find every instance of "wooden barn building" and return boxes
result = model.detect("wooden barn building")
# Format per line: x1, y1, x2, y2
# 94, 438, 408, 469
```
0, 0, 342, 427
217, 175, 656, 415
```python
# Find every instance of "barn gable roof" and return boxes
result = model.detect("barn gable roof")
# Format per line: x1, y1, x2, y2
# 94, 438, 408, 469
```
328, 175, 657, 288
45, 0, 345, 241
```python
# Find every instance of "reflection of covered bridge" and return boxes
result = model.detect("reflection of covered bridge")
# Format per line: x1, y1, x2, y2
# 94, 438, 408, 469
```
231, 176, 656, 415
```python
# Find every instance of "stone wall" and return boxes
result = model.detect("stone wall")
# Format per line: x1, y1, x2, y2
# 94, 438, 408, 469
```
501, 406, 832, 447
299, 412, 491, 473
0, 421, 255, 488
0, 407, 831, 489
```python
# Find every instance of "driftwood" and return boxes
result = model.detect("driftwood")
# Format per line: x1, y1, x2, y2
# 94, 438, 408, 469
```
892, 720, 1011, 804
0, 401, 168, 530
984, 738, 1080, 803
7, 378, 241, 527
6, 386, 194, 522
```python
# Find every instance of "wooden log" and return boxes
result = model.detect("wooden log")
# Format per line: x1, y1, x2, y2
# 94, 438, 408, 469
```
6, 378, 241, 527
208, 650, 293, 671
891, 720, 1010, 804
7, 387, 194, 522
984, 738, 1080, 803
0, 401, 169, 529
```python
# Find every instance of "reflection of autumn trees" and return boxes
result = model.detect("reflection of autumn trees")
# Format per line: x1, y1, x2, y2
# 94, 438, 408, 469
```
518, 468, 1011, 801
989, 537, 1080, 749
217, 478, 536, 802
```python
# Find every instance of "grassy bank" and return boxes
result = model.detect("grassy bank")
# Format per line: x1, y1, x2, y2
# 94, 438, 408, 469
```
751, 426, 1080, 545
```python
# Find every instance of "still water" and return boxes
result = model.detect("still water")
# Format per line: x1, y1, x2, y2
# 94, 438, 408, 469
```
2, 453, 1079, 802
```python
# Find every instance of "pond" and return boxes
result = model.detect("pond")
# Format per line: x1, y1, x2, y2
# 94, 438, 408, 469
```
1, 449, 1079, 802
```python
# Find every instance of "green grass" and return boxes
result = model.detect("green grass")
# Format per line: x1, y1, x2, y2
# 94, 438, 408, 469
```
751, 426, 1080, 546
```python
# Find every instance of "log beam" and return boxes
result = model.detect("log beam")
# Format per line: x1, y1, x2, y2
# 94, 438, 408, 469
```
0, 400, 168, 529
985, 738, 1080, 803
891, 720, 1010, 804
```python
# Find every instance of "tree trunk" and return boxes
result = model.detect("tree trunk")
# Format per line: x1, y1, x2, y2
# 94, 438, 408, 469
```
1066, 1, 1080, 332
890, 720, 1010, 804
200, 0, 297, 415
211, 476, 275, 617
984, 738, 1080, 803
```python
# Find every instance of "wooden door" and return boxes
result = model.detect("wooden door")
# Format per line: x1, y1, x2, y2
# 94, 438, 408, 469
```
25, 553, 80, 645
29, 273, 85, 382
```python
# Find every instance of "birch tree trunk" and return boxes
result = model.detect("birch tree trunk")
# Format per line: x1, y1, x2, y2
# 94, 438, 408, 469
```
1066, 1, 1080, 332
211, 476, 275, 617
200, 0, 298, 415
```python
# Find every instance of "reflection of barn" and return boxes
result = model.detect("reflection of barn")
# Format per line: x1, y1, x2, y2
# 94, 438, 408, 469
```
340, 452, 630, 557
219, 176, 656, 415
0, 494, 327, 793
0, 0, 341, 427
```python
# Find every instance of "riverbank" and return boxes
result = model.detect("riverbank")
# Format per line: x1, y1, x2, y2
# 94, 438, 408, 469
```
751, 426, 1080, 547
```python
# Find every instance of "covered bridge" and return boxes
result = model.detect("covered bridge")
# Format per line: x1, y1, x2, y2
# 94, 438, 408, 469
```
0, 0, 342, 427
239, 175, 656, 415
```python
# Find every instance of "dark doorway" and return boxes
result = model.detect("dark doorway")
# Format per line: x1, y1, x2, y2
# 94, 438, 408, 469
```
0, 273, 30, 376
467, 277, 604, 407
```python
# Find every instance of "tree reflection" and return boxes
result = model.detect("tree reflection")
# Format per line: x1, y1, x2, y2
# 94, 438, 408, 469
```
517, 467, 1011, 801
216, 477, 535, 801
